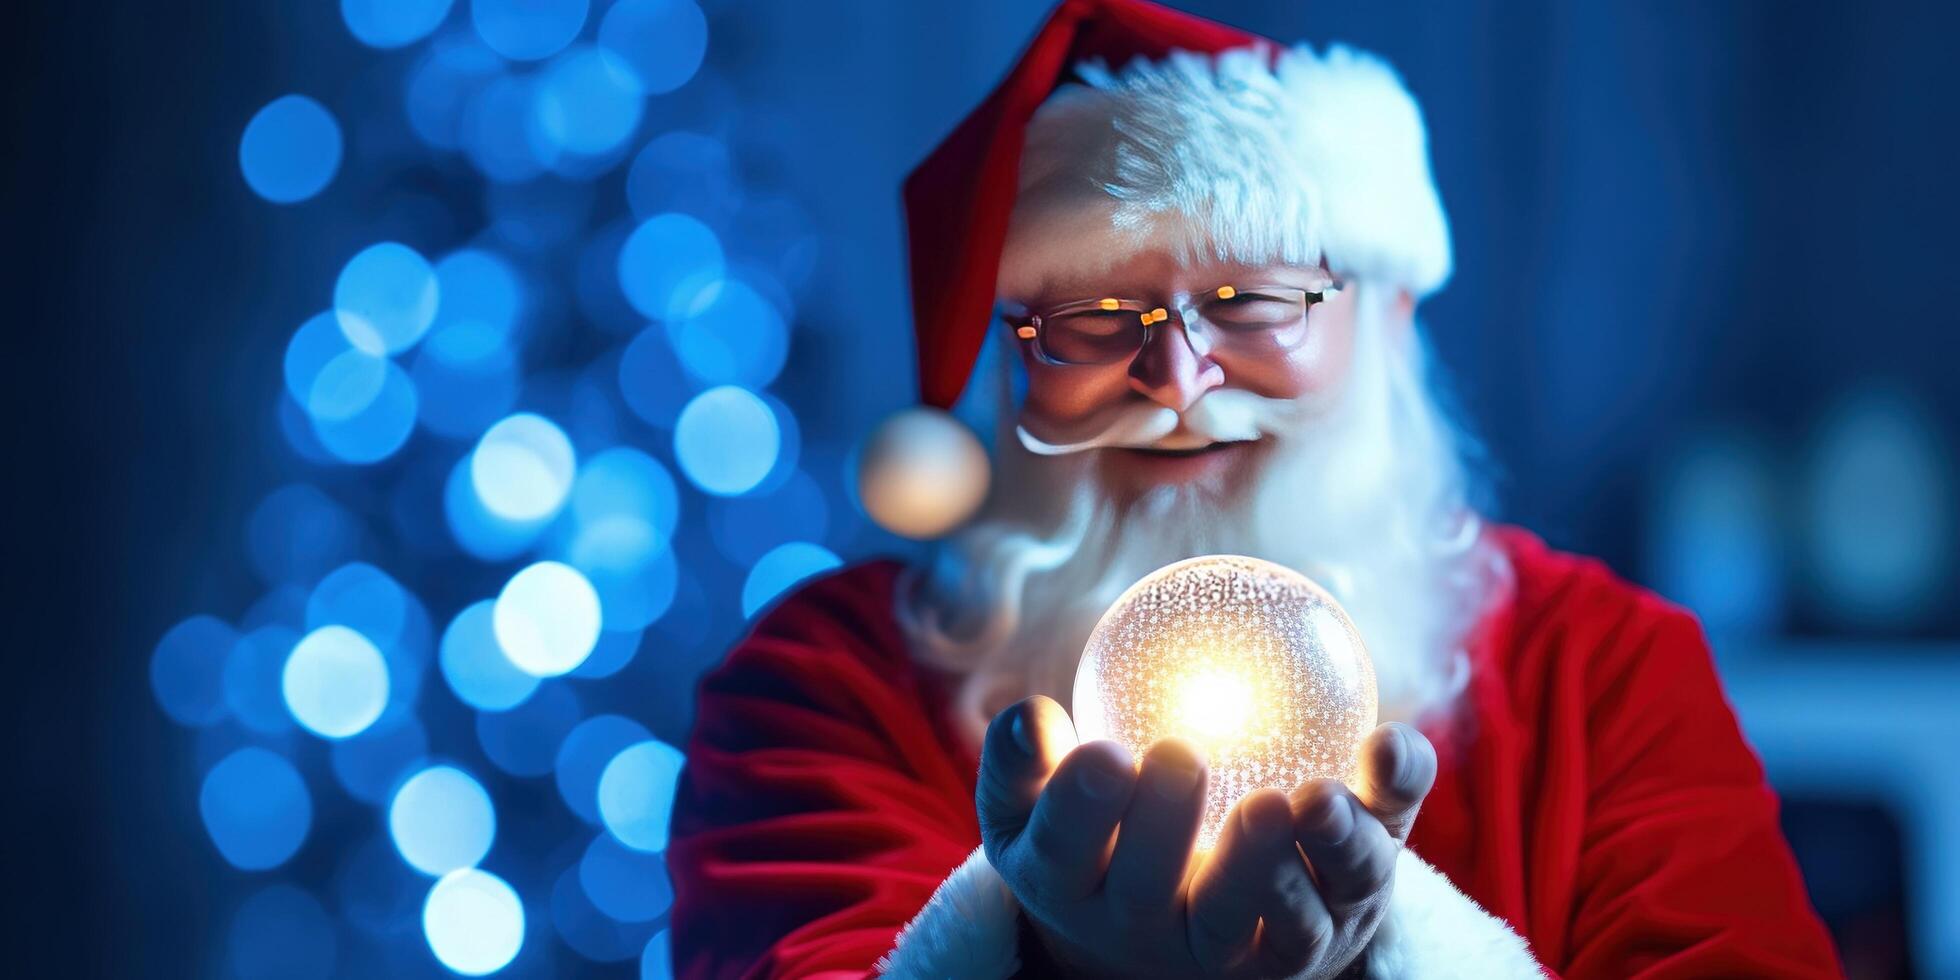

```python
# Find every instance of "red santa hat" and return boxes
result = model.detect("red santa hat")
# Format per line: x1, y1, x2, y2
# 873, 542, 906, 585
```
903, 0, 1452, 409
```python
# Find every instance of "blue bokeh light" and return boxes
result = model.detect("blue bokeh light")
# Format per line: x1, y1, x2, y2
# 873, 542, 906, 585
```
666, 277, 789, 387
597, 0, 708, 95
674, 386, 781, 496
310, 359, 420, 464
247, 483, 360, 585
471, 0, 589, 61
596, 739, 685, 852
329, 712, 431, 804
570, 528, 678, 632
1805, 388, 1951, 627
405, 34, 503, 151
342, 0, 453, 49
571, 625, 643, 680
551, 862, 657, 962
336, 242, 441, 355
308, 348, 390, 430
239, 95, 342, 204
423, 868, 526, 975
550, 447, 681, 632
284, 311, 364, 415
618, 322, 698, 429
307, 562, 410, 650
434, 248, 524, 341
229, 884, 337, 980
201, 747, 312, 870
476, 680, 583, 778
223, 625, 300, 735
440, 599, 540, 711
554, 714, 651, 824
558, 370, 627, 448
535, 46, 646, 159
413, 330, 522, 440
302, 564, 433, 724
494, 560, 602, 676
578, 832, 673, 923
616, 213, 723, 321
568, 447, 681, 542
1649, 432, 1784, 637
471, 413, 577, 521
751, 392, 804, 496
445, 453, 552, 561
151, 615, 241, 728
742, 541, 843, 618
642, 929, 673, 980
283, 625, 391, 739
390, 765, 497, 876
462, 74, 550, 183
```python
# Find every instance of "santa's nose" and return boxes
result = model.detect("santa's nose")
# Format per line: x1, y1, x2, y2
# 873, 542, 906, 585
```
1127, 315, 1224, 412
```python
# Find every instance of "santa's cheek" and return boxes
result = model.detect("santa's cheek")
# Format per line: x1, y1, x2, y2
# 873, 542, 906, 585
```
1223, 318, 1356, 409
1021, 361, 1132, 425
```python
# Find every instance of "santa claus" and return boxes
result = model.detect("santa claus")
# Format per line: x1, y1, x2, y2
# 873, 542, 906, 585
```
668, 1, 1839, 976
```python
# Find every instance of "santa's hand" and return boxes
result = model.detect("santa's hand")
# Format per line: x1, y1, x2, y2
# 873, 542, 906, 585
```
978, 695, 1210, 978
1186, 722, 1439, 977
977, 704, 1437, 978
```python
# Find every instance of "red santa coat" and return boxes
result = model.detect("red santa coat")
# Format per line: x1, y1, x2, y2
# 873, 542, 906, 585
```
669, 527, 1839, 978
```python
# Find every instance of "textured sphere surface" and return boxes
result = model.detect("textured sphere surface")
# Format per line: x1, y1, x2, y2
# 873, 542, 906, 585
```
1073, 555, 1378, 849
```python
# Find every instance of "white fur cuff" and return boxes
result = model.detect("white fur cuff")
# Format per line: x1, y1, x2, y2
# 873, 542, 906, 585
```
1361, 848, 1544, 979
877, 847, 1023, 979
876, 846, 1543, 979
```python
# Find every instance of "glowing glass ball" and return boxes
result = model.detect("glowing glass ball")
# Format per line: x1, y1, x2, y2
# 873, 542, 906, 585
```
1073, 555, 1378, 850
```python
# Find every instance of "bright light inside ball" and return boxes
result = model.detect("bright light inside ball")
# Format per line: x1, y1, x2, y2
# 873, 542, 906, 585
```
1174, 666, 1255, 745
1073, 555, 1378, 850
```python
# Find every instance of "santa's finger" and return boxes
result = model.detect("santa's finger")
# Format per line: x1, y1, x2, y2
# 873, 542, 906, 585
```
1185, 788, 1293, 972
1016, 739, 1135, 904
1101, 738, 1207, 917
1293, 780, 1397, 913
976, 696, 1076, 864
1353, 722, 1436, 842
1247, 833, 1334, 975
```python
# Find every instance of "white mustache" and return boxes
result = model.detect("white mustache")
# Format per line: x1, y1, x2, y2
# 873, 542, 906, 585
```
1016, 389, 1305, 456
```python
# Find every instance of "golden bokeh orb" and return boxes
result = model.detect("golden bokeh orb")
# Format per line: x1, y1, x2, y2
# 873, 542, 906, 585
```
1072, 555, 1378, 849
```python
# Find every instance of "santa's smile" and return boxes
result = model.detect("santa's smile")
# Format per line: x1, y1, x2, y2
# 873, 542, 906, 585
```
1108, 438, 1257, 486
1125, 440, 1239, 458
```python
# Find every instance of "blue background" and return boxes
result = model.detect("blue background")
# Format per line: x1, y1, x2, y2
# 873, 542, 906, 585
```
4, 1, 1955, 977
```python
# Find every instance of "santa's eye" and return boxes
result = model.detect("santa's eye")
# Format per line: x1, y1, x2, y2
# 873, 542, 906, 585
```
1201, 289, 1308, 328
1048, 308, 1134, 338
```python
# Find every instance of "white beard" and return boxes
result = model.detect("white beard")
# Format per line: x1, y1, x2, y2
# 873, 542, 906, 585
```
898, 287, 1511, 741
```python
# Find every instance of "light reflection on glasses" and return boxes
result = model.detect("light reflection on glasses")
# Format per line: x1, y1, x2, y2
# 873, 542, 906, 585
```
1000, 280, 1345, 366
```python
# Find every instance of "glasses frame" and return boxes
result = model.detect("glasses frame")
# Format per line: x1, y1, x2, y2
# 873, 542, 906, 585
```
998, 279, 1346, 367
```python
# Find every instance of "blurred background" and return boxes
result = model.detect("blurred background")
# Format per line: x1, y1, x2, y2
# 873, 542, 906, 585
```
4, 0, 1956, 977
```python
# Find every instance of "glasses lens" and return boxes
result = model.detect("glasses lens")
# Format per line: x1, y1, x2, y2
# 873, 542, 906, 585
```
1194, 287, 1311, 350
1041, 307, 1145, 364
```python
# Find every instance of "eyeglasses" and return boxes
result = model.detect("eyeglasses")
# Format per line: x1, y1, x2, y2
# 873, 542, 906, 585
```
999, 280, 1345, 366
